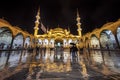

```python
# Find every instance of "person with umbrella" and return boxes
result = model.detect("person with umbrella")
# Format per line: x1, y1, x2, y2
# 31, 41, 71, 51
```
70, 43, 78, 62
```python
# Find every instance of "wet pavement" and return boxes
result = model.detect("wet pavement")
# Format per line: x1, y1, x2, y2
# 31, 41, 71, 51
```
2, 48, 120, 80
25, 61, 120, 80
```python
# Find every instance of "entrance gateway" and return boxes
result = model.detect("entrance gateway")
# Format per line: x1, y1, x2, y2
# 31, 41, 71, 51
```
55, 38, 63, 47
54, 39, 64, 60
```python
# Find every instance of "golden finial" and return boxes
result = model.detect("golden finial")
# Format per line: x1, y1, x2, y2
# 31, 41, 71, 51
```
68, 27, 70, 33
77, 8, 79, 18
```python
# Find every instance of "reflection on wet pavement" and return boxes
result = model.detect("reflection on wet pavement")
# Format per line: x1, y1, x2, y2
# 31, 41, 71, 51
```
26, 48, 106, 80
1, 48, 120, 80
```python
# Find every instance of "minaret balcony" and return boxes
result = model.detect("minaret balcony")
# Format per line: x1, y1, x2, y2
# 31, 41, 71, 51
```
77, 28, 82, 31
35, 20, 40, 24
34, 27, 39, 30
77, 23, 81, 26
36, 15, 40, 19
76, 18, 80, 21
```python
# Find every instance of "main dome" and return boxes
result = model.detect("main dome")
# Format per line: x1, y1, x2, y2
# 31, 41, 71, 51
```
53, 27, 64, 31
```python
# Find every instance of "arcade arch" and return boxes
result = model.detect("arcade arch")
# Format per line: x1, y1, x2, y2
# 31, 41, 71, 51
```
100, 30, 117, 49
117, 27, 120, 46
0, 27, 12, 50
90, 34, 100, 49
24, 36, 31, 48
12, 33, 24, 49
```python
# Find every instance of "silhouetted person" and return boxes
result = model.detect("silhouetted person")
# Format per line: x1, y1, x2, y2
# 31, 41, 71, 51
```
36, 46, 39, 54
70, 44, 78, 62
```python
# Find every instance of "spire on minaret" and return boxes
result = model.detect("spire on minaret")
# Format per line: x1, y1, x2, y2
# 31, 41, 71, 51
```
77, 8, 80, 18
34, 7, 40, 36
76, 8, 82, 37
68, 27, 70, 33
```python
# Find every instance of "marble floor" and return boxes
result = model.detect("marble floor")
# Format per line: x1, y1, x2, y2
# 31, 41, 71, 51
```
2, 48, 120, 80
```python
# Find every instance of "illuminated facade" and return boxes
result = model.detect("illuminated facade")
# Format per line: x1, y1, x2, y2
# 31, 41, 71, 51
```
0, 8, 120, 79
34, 8, 82, 48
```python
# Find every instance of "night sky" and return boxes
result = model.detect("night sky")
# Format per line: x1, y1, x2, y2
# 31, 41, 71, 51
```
0, 0, 120, 35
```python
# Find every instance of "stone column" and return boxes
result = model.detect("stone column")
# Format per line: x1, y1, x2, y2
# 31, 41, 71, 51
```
4, 36, 14, 69
17, 50, 24, 69
114, 35, 120, 49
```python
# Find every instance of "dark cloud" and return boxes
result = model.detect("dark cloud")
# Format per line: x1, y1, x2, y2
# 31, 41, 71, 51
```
91, 0, 120, 26
0, 0, 120, 35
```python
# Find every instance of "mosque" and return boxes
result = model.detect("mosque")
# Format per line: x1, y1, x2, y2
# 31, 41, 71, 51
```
0, 7, 120, 80
34, 8, 82, 48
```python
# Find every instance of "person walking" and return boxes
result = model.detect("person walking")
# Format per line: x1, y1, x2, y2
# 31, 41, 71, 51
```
70, 44, 78, 62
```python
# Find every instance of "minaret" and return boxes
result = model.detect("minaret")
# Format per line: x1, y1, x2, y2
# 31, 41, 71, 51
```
34, 7, 40, 36
76, 9, 82, 37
